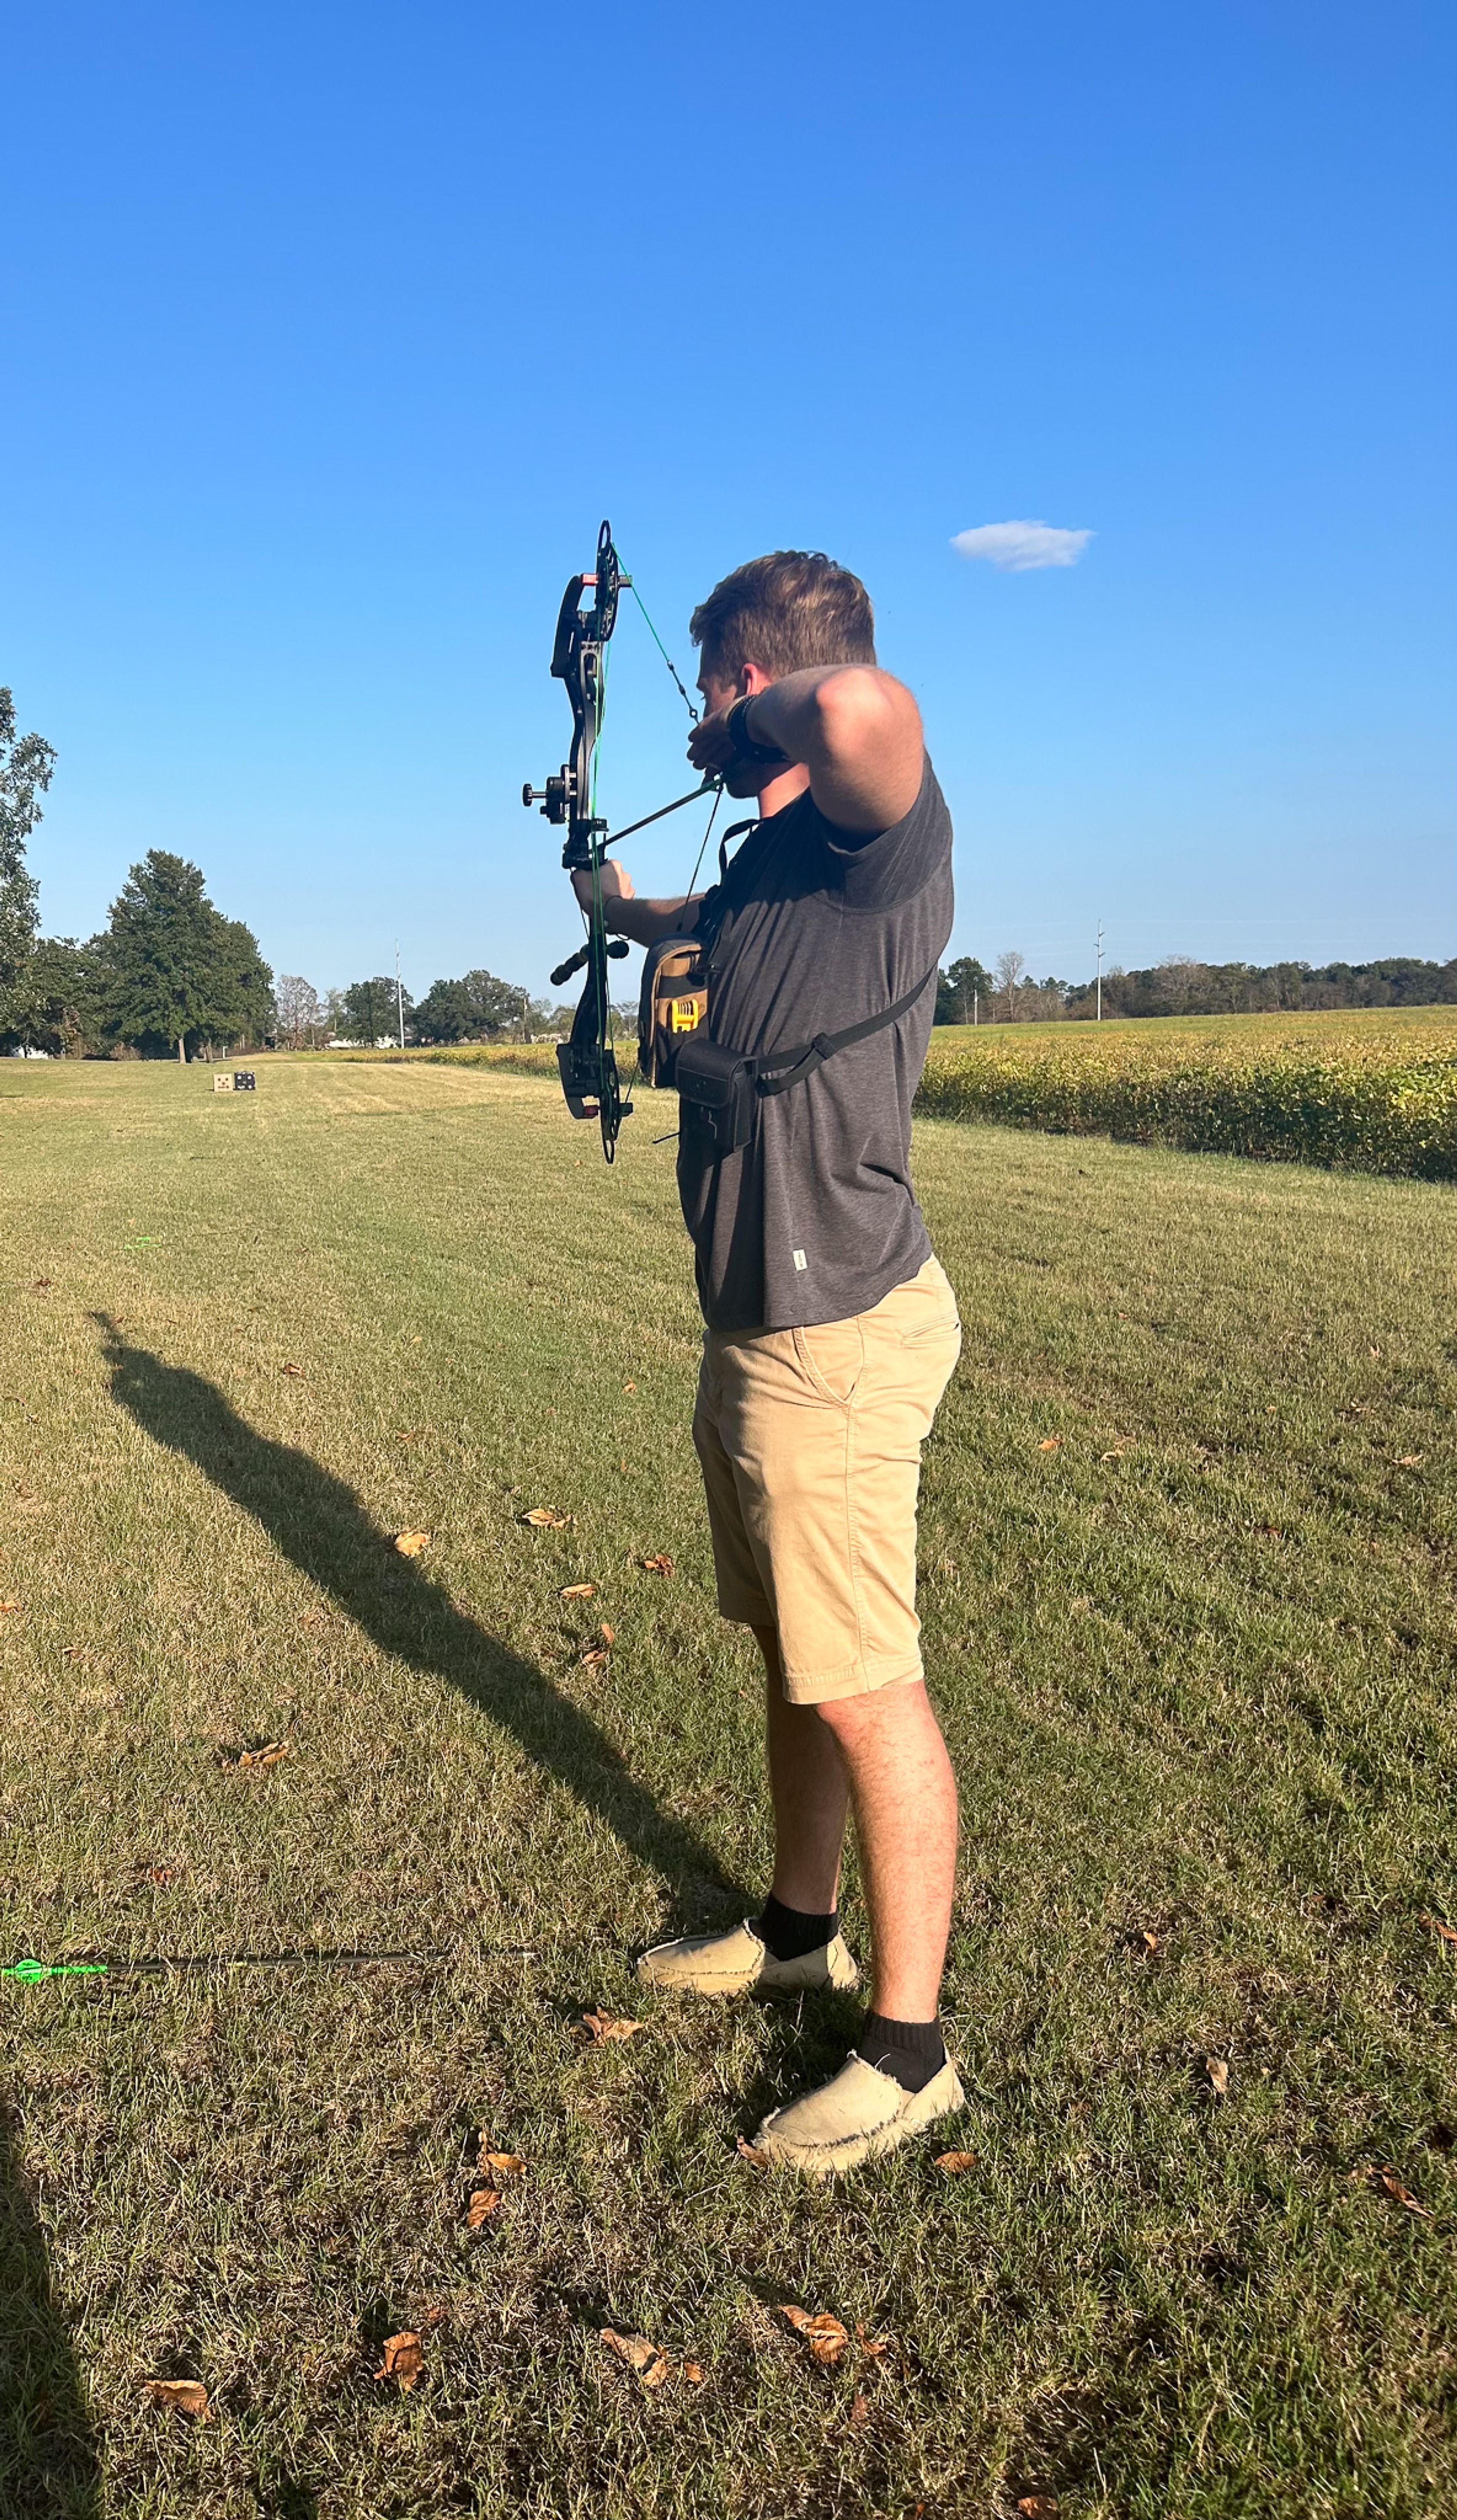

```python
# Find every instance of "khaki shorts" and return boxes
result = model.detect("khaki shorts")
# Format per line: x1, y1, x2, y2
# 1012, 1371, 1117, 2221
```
692, 1255, 962, 1705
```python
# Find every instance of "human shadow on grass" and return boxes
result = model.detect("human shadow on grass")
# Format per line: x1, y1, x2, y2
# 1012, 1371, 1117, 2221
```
0, 2095, 100, 2520
94, 1319, 739, 1918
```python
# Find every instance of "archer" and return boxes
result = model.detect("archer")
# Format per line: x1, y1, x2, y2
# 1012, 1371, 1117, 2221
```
576, 549, 965, 2177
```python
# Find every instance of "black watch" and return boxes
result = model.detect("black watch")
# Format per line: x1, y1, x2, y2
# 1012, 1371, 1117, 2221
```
725, 696, 791, 767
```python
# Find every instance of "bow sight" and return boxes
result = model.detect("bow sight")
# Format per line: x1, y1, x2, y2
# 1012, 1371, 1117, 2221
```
524, 519, 721, 1163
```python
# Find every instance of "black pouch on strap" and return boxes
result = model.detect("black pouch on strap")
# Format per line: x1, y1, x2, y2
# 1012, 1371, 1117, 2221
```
676, 965, 938, 1161
673, 1033, 760, 1155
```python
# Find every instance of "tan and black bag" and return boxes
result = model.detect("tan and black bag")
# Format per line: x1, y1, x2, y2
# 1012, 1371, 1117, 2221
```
637, 936, 710, 1088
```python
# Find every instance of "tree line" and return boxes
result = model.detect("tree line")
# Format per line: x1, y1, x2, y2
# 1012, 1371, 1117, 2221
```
270, 969, 576, 1050
936, 949, 1457, 1024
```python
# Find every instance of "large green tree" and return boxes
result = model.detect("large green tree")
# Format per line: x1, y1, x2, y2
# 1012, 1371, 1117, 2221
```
5, 935, 108, 1057
339, 975, 412, 1045
935, 955, 994, 1025
101, 851, 273, 1059
0, 688, 57, 1031
412, 967, 531, 1044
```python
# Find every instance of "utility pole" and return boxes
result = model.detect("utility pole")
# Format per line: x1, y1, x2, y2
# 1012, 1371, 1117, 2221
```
1095, 919, 1105, 1023
973, 989, 979, 1026
395, 943, 405, 1050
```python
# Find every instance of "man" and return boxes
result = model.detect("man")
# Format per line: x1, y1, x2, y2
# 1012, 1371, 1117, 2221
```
575, 549, 962, 2179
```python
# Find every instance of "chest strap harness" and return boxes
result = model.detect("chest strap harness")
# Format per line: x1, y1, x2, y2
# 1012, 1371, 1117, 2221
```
674, 965, 937, 1156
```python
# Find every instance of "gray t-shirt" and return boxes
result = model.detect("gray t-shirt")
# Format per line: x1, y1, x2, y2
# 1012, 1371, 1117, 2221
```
676, 757, 953, 1334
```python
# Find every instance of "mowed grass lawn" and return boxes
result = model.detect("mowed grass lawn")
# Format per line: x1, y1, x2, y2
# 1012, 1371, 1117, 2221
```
2, 1054, 1455, 2520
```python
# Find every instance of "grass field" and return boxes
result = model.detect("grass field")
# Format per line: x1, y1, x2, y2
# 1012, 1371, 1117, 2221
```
2, 1054, 1455, 2520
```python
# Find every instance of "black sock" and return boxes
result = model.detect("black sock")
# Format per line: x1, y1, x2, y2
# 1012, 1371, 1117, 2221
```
755, 1893, 839, 1963
854, 2011, 946, 2093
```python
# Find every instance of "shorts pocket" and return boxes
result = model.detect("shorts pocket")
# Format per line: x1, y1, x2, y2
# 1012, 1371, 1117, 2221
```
899, 1307, 961, 1347
791, 1317, 865, 1404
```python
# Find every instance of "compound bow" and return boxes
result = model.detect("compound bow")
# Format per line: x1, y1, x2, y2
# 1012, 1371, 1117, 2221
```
524, 520, 719, 1162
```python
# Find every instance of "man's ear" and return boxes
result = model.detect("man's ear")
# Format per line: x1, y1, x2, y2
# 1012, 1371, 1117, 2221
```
740, 659, 774, 696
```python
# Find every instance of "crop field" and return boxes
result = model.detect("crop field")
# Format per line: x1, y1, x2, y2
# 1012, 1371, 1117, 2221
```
2, 1054, 1456, 2520
916, 1007, 1457, 1179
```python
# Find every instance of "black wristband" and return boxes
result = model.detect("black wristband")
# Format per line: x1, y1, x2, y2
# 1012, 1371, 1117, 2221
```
725, 696, 791, 767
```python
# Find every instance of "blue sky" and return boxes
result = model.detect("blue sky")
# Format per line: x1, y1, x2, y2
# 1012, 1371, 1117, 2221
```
4, 0, 1452, 1001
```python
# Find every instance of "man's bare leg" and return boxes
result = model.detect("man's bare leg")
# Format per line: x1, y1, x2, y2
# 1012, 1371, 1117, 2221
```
816, 1679, 957, 2021
753, 1626, 849, 1915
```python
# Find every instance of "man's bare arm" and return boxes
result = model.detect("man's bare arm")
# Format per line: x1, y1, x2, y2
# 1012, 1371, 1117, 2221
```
690, 665, 924, 834
569, 859, 702, 943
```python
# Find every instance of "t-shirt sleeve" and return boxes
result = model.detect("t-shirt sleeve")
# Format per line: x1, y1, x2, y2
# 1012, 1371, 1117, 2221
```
816, 759, 951, 908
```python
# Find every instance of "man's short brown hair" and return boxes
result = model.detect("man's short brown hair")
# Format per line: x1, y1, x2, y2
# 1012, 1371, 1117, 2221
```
689, 551, 876, 685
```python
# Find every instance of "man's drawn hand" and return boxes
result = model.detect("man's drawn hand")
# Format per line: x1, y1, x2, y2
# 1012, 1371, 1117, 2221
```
687, 711, 763, 798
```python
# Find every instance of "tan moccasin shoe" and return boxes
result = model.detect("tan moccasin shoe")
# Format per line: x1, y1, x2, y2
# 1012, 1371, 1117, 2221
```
636, 1919, 859, 1999
751, 2051, 965, 2179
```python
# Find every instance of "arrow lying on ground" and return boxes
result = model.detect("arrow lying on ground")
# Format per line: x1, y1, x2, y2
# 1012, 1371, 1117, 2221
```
3, 1946, 456, 1982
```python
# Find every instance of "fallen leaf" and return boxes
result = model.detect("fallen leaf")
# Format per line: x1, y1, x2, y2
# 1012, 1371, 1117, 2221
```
622, 1380, 637, 1393
736, 2134, 769, 2166
600, 2328, 670, 2386
521, 1506, 570, 1528
31, 1278, 53, 1291
464, 2187, 501, 2226
579, 2008, 646, 2043
681, 2360, 706, 2385
559, 1582, 596, 1600
849, 2390, 869, 2427
855, 2323, 891, 2358
61, 1644, 86, 1660
1205, 2057, 1230, 2097
374, 2331, 425, 2389
1140, 1929, 1160, 1953
1037, 1437, 1062, 1452
480, 2150, 527, 2174
1017, 2499, 1060, 2518
639, 1553, 674, 1575
579, 1648, 610, 1672
281, 1362, 306, 1378
1396, 1455, 1425, 1469
933, 2149, 979, 2174
236, 1738, 291, 1770
598, 1622, 615, 1645
1373, 2166, 1432, 2217
142, 2378, 210, 2421
779, 2304, 850, 2365
0, 1600, 19, 1615
1421, 1912, 1457, 1947
393, 1529, 430, 1556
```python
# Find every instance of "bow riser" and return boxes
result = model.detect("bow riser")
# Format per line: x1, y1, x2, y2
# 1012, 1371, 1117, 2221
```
524, 522, 631, 1161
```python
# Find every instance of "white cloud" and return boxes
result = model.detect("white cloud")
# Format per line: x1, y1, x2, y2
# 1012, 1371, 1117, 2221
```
950, 519, 1094, 572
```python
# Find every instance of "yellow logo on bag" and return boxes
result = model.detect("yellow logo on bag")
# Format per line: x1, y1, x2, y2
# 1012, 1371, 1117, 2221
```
669, 997, 702, 1033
